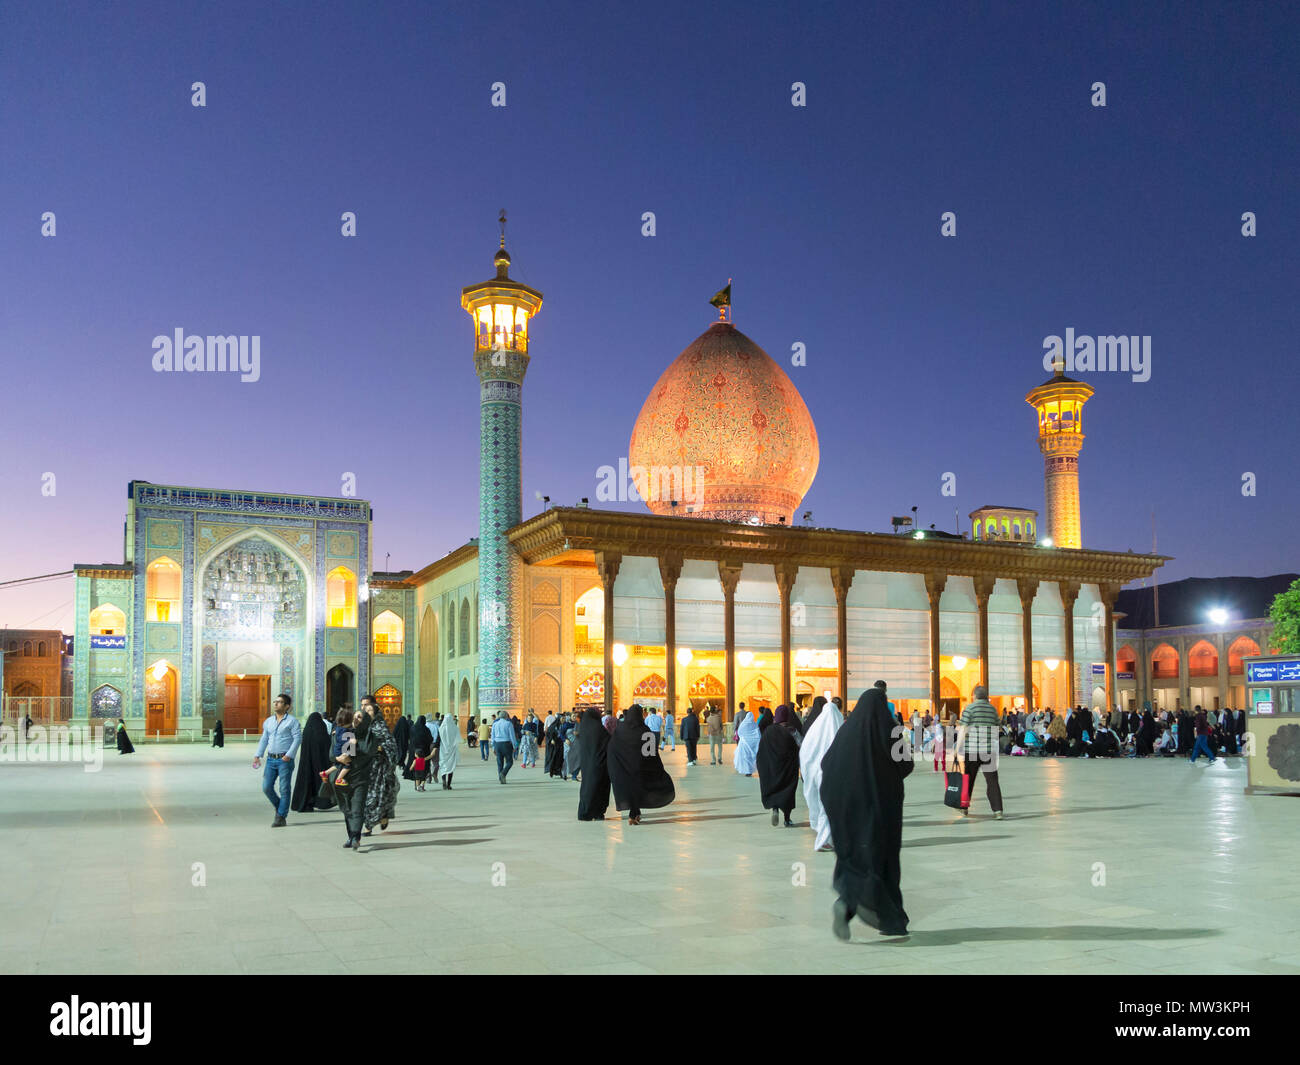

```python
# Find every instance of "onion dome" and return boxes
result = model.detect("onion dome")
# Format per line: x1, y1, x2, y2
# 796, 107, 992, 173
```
628, 322, 819, 524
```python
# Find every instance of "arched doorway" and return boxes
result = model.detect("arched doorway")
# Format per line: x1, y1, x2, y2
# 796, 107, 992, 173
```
326, 663, 354, 716
459, 678, 471, 719
939, 676, 962, 720
146, 662, 178, 736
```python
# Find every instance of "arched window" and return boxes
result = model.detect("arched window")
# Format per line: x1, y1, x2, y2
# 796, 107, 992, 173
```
146, 557, 182, 622
459, 599, 470, 656
1228, 636, 1261, 675
972, 520, 981, 541
447, 604, 456, 657
1026, 520, 1035, 539
1151, 644, 1179, 680
574, 586, 604, 653
372, 610, 404, 654
23, 641, 32, 656
326, 566, 357, 627
89, 603, 127, 635
1117, 645, 1137, 674
473, 594, 479, 653
90, 684, 123, 718
6, 640, 15, 652
1188, 640, 1218, 678
37, 641, 48, 657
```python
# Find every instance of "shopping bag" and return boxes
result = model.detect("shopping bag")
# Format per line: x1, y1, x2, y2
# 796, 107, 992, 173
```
943, 769, 970, 809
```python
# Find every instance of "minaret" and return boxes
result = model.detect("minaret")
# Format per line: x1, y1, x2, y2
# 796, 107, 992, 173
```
1025, 356, 1093, 549
461, 213, 542, 719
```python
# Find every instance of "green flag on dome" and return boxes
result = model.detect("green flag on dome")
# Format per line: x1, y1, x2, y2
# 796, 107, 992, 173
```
709, 282, 731, 309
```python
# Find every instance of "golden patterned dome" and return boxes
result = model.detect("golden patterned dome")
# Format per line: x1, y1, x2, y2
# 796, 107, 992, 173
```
628, 322, 819, 524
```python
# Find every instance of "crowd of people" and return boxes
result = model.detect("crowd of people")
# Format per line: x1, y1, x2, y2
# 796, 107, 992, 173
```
238, 681, 1248, 941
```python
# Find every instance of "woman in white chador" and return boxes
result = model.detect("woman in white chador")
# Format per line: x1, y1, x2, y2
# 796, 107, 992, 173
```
800, 700, 845, 851
437, 713, 460, 789
732, 710, 759, 776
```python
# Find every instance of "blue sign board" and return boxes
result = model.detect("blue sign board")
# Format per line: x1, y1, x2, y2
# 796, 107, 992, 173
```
1090, 664, 1106, 675
1117, 671, 1134, 680
90, 635, 127, 650
1247, 659, 1300, 684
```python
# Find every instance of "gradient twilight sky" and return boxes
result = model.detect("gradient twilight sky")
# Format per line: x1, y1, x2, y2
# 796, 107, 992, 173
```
2, 0, 1297, 634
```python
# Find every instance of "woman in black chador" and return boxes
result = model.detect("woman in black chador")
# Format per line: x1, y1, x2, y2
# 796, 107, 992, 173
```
544, 715, 566, 778
819, 688, 913, 939
291, 711, 335, 812
757, 705, 802, 828
211, 719, 224, 748
408, 715, 435, 791
577, 707, 612, 820
1135, 705, 1156, 757
606, 704, 675, 825
393, 714, 412, 767
115, 719, 135, 755
362, 708, 400, 835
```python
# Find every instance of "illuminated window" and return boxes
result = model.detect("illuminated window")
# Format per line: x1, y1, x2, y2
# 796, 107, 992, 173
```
327, 566, 357, 627
146, 558, 181, 622
89, 603, 127, 635
372, 610, 404, 655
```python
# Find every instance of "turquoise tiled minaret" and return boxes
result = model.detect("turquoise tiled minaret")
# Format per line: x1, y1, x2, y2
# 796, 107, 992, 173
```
461, 220, 543, 719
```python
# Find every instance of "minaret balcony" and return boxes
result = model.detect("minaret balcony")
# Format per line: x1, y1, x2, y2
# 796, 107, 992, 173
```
474, 330, 529, 354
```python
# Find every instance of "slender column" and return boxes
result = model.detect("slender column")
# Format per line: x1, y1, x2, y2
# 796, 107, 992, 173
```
1177, 634, 1189, 712
924, 573, 947, 711
1102, 582, 1121, 716
831, 566, 855, 706
975, 574, 996, 690
718, 563, 742, 723
596, 552, 621, 717
1215, 631, 1229, 711
775, 562, 798, 706
658, 553, 682, 720
1017, 578, 1039, 712
1060, 581, 1079, 709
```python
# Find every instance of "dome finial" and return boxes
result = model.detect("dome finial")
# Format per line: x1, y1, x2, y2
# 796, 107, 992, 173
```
494, 209, 511, 279
709, 279, 732, 323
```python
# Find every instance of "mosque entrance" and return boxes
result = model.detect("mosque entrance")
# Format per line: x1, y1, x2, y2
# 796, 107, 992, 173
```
326, 664, 354, 716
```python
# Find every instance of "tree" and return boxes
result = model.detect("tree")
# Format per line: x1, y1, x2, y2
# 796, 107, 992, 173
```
1268, 579, 1300, 655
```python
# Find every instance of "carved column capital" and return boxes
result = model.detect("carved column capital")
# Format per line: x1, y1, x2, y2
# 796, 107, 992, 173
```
973, 573, 998, 603
924, 571, 947, 603
831, 565, 856, 604
1016, 577, 1040, 610
774, 561, 799, 600
595, 550, 622, 587
717, 562, 742, 597
658, 551, 682, 591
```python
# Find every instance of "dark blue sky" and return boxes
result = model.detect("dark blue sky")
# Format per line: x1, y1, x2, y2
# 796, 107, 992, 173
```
2, 0, 1297, 631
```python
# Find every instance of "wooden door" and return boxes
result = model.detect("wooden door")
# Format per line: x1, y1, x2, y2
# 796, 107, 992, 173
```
224, 678, 263, 733
147, 702, 165, 734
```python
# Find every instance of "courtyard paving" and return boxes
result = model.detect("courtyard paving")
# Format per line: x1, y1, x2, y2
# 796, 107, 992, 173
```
2, 736, 1297, 975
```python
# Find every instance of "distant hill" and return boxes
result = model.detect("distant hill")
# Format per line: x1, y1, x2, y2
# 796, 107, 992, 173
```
1116, 574, 1298, 629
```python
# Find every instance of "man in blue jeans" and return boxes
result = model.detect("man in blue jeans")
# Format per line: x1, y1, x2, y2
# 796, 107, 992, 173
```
1189, 708, 1216, 765
252, 693, 302, 826
490, 710, 518, 782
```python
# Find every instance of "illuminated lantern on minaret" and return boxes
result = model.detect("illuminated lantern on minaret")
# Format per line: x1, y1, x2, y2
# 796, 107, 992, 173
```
1025, 355, 1093, 549
461, 212, 542, 718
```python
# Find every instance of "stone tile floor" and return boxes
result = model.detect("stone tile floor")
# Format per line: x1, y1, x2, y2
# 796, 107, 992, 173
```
3, 740, 1297, 974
